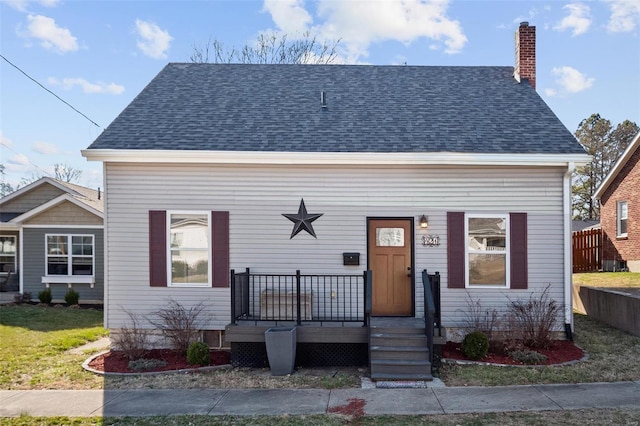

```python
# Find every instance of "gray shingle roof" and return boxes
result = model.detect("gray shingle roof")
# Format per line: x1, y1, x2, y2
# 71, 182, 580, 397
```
88, 63, 585, 155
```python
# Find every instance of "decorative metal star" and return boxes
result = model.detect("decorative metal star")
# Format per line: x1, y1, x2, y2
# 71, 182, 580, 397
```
282, 199, 324, 239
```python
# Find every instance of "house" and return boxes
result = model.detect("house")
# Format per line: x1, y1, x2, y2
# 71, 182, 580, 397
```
0, 177, 104, 303
594, 131, 640, 272
82, 23, 589, 378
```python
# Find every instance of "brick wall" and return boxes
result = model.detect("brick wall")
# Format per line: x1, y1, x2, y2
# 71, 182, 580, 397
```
600, 143, 640, 271
515, 22, 536, 90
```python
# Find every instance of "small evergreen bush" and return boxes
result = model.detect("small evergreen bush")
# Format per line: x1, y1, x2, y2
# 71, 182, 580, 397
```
38, 288, 52, 304
64, 289, 80, 305
509, 349, 548, 365
187, 341, 210, 366
462, 331, 489, 360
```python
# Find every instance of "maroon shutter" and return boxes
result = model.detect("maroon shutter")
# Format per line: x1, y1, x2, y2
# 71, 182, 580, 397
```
447, 211, 465, 288
211, 211, 230, 288
510, 212, 528, 289
149, 210, 167, 287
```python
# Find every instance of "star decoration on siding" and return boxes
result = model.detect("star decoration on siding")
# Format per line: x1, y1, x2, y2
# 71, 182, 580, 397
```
282, 199, 324, 239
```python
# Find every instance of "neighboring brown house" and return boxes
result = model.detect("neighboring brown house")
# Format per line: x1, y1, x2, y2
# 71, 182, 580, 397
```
594, 131, 640, 272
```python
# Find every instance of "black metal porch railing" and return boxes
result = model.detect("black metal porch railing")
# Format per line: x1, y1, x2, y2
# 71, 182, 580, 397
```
422, 269, 441, 364
231, 268, 371, 325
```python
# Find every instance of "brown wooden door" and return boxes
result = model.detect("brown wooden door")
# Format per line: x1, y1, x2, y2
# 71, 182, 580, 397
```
368, 219, 413, 316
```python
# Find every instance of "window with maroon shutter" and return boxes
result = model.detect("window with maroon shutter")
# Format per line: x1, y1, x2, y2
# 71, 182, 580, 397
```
149, 210, 229, 288
447, 211, 527, 289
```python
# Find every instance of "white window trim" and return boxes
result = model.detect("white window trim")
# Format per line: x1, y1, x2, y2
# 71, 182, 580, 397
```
0, 235, 17, 274
166, 210, 212, 288
617, 200, 628, 238
45, 234, 95, 278
464, 213, 510, 289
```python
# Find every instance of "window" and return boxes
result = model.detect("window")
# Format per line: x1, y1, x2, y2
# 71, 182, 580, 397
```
465, 214, 509, 287
169, 212, 210, 286
447, 212, 527, 289
46, 235, 94, 276
617, 201, 628, 237
149, 210, 229, 288
0, 235, 16, 273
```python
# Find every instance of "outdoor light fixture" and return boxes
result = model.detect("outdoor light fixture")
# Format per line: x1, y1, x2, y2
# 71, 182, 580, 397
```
420, 215, 429, 229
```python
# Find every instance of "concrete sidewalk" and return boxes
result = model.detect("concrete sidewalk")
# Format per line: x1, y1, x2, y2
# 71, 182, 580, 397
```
1, 382, 639, 418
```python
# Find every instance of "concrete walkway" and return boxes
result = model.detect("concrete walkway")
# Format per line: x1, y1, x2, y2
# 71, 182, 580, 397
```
1, 381, 639, 418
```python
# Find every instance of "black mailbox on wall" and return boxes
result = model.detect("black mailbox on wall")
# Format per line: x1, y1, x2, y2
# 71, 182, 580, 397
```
343, 252, 360, 266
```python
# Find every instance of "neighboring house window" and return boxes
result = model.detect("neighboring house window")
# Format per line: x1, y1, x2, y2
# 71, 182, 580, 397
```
169, 212, 210, 286
465, 214, 509, 287
617, 201, 628, 237
46, 235, 94, 276
0, 235, 17, 272
149, 210, 229, 288
447, 212, 527, 289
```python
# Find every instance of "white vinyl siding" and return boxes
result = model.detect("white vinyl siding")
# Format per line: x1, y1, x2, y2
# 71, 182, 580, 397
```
103, 163, 566, 330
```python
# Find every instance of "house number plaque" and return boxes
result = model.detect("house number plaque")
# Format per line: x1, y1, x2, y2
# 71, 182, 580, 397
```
422, 235, 441, 247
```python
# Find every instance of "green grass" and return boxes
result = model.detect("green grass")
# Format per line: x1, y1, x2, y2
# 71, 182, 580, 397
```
4, 409, 640, 426
0, 304, 107, 390
573, 271, 640, 287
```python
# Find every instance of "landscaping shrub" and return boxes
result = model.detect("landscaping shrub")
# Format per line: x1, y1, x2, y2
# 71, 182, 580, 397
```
187, 341, 210, 366
38, 288, 52, 304
463, 294, 501, 342
111, 308, 150, 360
13, 292, 32, 304
508, 285, 562, 349
149, 299, 206, 354
509, 349, 548, 365
64, 289, 80, 305
462, 331, 489, 360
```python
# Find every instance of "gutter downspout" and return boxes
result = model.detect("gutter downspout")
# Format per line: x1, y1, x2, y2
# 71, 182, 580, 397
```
563, 162, 575, 340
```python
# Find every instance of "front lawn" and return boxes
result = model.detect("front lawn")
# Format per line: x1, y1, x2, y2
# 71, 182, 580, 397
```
0, 304, 107, 389
573, 271, 640, 288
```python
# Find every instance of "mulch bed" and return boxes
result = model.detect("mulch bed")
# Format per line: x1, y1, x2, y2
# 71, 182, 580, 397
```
442, 340, 584, 365
88, 349, 231, 373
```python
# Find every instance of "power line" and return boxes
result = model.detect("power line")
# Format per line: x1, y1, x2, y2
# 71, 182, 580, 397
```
0, 53, 101, 128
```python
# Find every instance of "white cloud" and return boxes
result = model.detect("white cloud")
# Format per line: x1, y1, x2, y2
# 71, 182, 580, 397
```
262, 0, 467, 61
5, 0, 58, 12
554, 3, 591, 36
0, 131, 13, 148
606, 0, 640, 32
24, 14, 78, 53
47, 77, 125, 95
263, 0, 313, 34
548, 66, 595, 96
135, 19, 173, 59
32, 141, 59, 155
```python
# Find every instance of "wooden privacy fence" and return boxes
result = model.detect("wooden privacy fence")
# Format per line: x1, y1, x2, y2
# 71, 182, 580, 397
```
573, 228, 602, 273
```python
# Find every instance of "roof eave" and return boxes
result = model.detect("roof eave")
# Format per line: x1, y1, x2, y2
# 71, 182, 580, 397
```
82, 149, 591, 167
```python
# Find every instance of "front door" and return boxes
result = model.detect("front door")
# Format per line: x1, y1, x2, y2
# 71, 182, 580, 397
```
367, 218, 413, 316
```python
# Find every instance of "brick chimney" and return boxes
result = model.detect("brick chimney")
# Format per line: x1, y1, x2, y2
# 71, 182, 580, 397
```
514, 22, 536, 90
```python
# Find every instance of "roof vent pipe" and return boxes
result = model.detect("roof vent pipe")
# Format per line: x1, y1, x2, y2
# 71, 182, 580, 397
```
320, 91, 327, 109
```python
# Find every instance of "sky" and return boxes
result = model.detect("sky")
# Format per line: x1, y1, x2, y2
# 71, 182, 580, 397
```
1, 0, 639, 191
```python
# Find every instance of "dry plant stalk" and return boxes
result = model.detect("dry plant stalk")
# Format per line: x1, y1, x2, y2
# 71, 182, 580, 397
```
149, 299, 206, 354
507, 285, 561, 348
111, 308, 150, 360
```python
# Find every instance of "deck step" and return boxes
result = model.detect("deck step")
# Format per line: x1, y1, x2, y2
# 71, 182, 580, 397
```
369, 317, 434, 381
370, 345, 429, 361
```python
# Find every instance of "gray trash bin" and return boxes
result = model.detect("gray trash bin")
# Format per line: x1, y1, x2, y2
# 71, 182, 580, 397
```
265, 326, 297, 376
